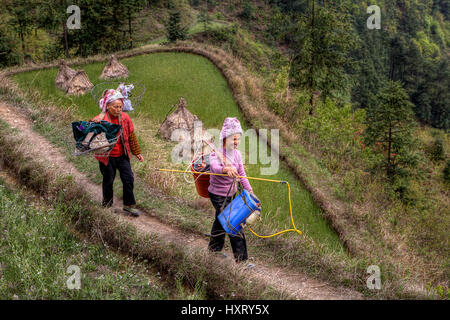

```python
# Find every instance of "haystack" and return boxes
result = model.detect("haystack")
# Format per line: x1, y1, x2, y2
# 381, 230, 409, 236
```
65, 70, 94, 96
158, 98, 197, 139
55, 59, 77, 91
158, 98, 212, 153
100, 55, 129, 79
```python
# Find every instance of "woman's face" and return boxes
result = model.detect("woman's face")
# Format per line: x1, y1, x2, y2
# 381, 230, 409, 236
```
107, 99, 123, 117
224, 134, 241, 150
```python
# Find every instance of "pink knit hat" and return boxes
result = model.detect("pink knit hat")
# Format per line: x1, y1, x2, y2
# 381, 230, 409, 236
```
220, 117, 243, 141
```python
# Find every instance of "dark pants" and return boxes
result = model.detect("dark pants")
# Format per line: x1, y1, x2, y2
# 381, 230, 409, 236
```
208, 191, 248, 262
99, 155, 136, 207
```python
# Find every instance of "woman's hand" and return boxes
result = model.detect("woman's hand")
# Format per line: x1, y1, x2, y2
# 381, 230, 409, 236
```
136, 154, 144, 162
223, 166, 238, 178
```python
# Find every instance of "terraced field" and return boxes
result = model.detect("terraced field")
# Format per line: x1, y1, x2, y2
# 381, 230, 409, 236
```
13, 52, 344, 254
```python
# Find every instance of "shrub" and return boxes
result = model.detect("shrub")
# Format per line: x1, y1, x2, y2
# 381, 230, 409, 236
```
189, 0, 200, 7
443, 160, 450, 184
0, 24, 20, 67
302, 98, 366, 160
240, 0, 254, 20
42, 42, 64, 62
428, 137, 445, 161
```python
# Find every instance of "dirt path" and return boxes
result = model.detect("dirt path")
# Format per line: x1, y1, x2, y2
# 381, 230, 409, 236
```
0, 101, 363, 300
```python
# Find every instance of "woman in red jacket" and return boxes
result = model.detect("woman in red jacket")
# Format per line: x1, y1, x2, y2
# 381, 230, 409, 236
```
92, 89, 143, 216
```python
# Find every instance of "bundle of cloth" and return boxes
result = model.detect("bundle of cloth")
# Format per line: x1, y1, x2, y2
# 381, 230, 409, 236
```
117, 83, 134, 112
72, 120, 122, 154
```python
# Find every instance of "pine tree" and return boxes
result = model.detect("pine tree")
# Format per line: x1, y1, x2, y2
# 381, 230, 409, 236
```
364, 81, 419, 179
0, 19, 20, 67
37, 0, 71, 58
166, 9, 187, 42
198, 8, 211, 33
69, 0, 127, 56
5, 0, 36, 61
121, 0, 147, 49
289, 1, 358, 114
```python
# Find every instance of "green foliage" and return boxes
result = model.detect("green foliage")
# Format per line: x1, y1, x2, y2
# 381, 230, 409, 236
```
288, 2, 359, 110
0, 21, 20, 67
203, 23, 238, 42
432, 0, 449, 20
36, 0, 66, 32
197, 8, 211, 33
121, 0, 148, 49
206, 0, 216, 9
67, 1, 120, 56
302, 98, 366, 164
266, 65, 290, 116
37, 0, 145, 57
42, 41, 64, 62
199, 25, 283, 74
264, 7, 293, 44
267, 1, 450, 130
357, 2, 449, 130
428, 137, 445, 161
166, 9, 188, 42
443, 160, 450, 184
189, 0, 200, 7
364, 81, 420, 181
4, 0, 36, 58
0, 181, 170, 300
239, 0, 254, 21
269, 0, 308, 13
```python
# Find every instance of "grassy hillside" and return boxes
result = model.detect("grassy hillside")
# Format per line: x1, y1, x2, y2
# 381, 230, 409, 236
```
2, 0, 447, 298
0, 177, 182, 299
182, 2, 449, 295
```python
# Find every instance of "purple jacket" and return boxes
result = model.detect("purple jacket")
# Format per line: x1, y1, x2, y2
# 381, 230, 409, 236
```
208, 148, 252, 197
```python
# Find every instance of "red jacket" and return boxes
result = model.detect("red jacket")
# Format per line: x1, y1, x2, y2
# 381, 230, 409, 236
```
94, 111, 134, 166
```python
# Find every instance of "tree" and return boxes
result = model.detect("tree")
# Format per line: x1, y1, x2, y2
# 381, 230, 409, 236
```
289, 1, 358, 114
36, 0, 71, 58
443, 160, 450, 184
198, 8, 211, 33
0, 20, 20, 67
5, 0, 36, 60
122, 0, 147, 49
364, 81, 419, 179
166, 9, 187, 42
269, 0, 308, 13
69, 0, 127, 57
240, 0, 254, 21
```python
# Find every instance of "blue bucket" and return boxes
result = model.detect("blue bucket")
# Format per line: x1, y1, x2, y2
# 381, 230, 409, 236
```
218, 189, 261, 236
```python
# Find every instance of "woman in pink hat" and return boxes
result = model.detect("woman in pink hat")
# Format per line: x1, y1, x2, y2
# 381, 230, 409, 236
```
208, 117, 254, 265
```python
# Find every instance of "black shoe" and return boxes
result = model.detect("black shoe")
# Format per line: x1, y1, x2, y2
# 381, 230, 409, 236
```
123, 205, 141, 217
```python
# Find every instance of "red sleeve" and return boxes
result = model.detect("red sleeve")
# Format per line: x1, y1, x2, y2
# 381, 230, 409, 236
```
122, 113, 134, 133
